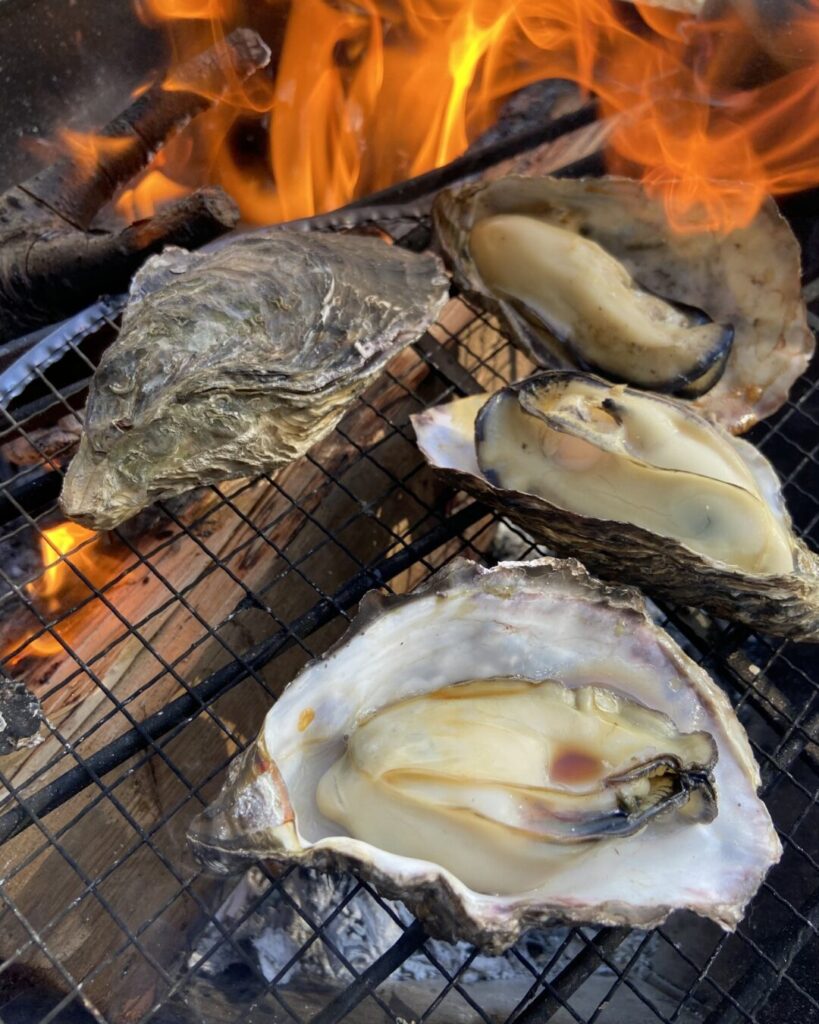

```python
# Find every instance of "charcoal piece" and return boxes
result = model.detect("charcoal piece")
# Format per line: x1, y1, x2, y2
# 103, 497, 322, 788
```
0, 675, 42, 756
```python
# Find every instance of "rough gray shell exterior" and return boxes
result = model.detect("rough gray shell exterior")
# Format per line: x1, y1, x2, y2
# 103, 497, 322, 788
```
413, 375, 819, 642
433, 175, 813, 434
60, 231, 450, 529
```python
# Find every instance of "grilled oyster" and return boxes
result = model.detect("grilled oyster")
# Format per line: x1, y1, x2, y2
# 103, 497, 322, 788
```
317, 677, 717, 895
61, 232, 449, 530
434, 175, 813, 432
188, 558, 780, 950
467, 214, 733, 394
412, 372, 819, 640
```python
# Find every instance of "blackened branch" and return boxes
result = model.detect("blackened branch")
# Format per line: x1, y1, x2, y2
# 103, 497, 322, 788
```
0, 27, 271, 345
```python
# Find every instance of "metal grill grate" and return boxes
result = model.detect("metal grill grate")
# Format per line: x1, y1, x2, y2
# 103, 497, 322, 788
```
0, 209, 817, 1024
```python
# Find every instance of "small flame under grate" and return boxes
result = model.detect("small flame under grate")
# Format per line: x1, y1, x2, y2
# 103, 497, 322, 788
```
0, 210, 818, 1024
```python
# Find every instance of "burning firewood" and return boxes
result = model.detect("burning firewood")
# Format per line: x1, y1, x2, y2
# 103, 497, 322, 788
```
0, 27, 272, 346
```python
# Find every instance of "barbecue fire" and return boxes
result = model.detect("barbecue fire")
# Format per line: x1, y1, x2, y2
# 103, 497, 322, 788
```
68, 0, 819, 233
10, 523, 123, 660
32, 524, 99, 613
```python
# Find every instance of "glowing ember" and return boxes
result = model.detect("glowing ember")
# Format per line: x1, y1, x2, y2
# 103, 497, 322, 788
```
62, 1, 819, 232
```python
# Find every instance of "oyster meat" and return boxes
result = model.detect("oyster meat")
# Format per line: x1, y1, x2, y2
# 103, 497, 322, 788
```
61, 232, 449, 530
413, 372, 819, 640
317, 677, 717, 895
189, 558, 780, 950
434, 175, 813, 432
468, 214, 733, 394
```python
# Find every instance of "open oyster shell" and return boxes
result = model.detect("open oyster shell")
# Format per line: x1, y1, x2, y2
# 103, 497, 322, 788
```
434, 175, 813, 433
61, 232, 449, 530
412, 372, 819, 641
188, 558, 780, 951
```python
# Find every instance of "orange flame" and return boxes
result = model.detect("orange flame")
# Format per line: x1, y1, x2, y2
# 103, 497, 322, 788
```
64, 0, 819, 232
57, 128, 136, 176
31, 524, 99, 612
138, 0, 233, 18
10, 524, 123, 660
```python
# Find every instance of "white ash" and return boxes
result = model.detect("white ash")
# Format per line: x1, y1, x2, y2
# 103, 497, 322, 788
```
189, 867, 565, 987
187, 868, 698, 1022
490, 519, 552, 562
0, 674, 42, 756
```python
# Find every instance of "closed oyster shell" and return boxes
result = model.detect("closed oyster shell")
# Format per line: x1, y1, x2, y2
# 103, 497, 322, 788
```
433, 175, 813, 433
412, 372, 819, 641
61, 232, 449, 530
188, 557, 780, 951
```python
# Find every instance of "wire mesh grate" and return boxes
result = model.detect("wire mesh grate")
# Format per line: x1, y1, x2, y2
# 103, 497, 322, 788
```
0, 208, 817, 1024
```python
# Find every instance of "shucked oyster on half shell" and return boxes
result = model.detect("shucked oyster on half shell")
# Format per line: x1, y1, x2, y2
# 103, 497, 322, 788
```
61, 232, 449, 530
434, 175, 813, 433
188, 558, 780, 950
412, 372, 819, 641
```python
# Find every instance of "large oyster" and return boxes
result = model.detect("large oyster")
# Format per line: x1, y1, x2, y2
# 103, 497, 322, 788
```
412, 372, 819, 641
61, 232, 449, 530
434, 175, 813, 433
188, 558, 780, 950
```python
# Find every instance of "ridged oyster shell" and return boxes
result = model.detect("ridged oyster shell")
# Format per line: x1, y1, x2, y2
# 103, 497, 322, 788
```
61, 232, 449, 530
188, 557, 780, 950
434, 175, 813, 433
412, 372, 819, 641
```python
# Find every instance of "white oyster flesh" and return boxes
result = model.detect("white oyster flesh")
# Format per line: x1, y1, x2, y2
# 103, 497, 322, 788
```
475, 375, 794, 575
468, 214, 732, 392
433, 175, 813, 433
412, 379, 819, 641
317, 677, 717, 895
188, 558, 781, 948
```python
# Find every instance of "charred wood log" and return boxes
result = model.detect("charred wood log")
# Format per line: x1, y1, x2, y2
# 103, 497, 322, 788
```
0, 188, 240, 341
1, 414, 82, 468
0, 27, 271, 345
